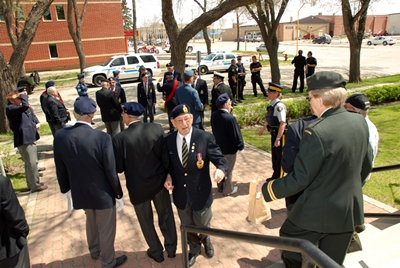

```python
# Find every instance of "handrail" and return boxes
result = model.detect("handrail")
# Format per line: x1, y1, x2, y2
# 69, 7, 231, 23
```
180, 224, 341, 268
371, 164, 400, 173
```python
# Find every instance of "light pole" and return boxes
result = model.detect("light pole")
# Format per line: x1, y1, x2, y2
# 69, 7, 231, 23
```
179, 17, 183, 31
296, 2, 312, 54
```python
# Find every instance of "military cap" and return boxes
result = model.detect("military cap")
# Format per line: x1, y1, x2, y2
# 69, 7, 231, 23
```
346, 93, 370, 111
113, 70, 120, 75
108, 77, 115, 82
170, 104, 191, 119
268, 82, 283, 93
100, 78, 109, 83
184, 70, 194, 78
307, 71, 346, 91
166, 62, 174, 67
121, 102, 145, 116
216, 93, 230, 106
74, 97, 96, 115
213, 72, 225, 79
77, 74, 84, 79
15, 86, 26, 93
45, 80, 55, 89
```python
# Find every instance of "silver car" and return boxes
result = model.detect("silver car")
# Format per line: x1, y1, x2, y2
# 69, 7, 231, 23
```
256, 43, 286, 53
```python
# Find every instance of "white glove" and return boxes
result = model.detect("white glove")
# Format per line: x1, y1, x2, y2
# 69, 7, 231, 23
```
61, 190, 73, 216
238, 149, 244, 154
116, 198, 124, 212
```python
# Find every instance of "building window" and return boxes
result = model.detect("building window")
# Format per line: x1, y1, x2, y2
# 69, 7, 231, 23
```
49, 44, 59, 58
43, 8, 52, 21
56, 5, 65, 20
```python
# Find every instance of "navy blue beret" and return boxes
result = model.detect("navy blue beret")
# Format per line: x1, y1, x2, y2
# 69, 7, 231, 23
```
121, 102, 145, 116
45, 80, 55, 89
216, 93, 229, 106
170, 104, 191, 119
14, 86, 26, 92
77, 74, 84, 79
74, 97, 97, 115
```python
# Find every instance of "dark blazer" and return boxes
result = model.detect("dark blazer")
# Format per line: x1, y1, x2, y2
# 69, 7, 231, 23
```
194, 78, 208, 105
113, 122, 169, 205
163, 71, 182, 85
54, 123, 123, 210
165, 128, 228, 211
113, 85, 127, 104
175, 84, 204, 126
211, 110, 244, 155
137, 82, 156, 107
157, 80, 177, 110
0, 176, 29, 267
46, 95, 68, 125
96, 87, 122, 122
262, 108, 373, 233
6, 94, 40, 148
211, 83, 233, 113
40, 91, 52, 122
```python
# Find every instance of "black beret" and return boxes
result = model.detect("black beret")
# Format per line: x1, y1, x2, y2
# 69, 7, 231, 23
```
121, 102, 145, 116
307, 71, 346, 91
77, 74, 84, 79
166, 62, 174, 67
100, 78, 109, 83
170, 104, 191, 119
268, 82, 283, 93
74, 97, 96, 115
346, 93, 370, 111
216, 93, 229, 106
45, 80, 55, 89
113, 70, 120, 75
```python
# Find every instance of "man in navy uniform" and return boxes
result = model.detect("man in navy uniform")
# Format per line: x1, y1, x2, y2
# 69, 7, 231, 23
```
113, 102, 177, 263
54, 97, 127, 268
164, 104, 228, 267
210, 72, 233, 114
76, 74, 89, 97
137, 72, 156, 123
112, 70, 122, 87
109, 77, 126, 130
192, 69, 208, 130
258, 72, 373, 267
258, 83, 287, 180
174, 70, 203, 129
211, 93, 244, 196
157, 72, 179, 133
163, 62, 182, 85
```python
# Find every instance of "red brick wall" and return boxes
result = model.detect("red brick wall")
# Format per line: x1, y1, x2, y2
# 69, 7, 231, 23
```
0, 0, 126, 71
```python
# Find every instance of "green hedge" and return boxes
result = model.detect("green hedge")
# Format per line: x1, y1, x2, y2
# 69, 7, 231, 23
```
234, 84, 400, 127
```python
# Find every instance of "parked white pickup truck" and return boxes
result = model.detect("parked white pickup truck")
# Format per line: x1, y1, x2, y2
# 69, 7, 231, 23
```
197, 52, 251, 75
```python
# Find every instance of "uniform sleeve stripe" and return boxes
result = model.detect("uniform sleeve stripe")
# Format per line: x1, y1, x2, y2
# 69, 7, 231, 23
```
267, 181, 277, 201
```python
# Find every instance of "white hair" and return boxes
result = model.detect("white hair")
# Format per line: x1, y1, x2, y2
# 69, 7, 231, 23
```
47, 86, 57, 95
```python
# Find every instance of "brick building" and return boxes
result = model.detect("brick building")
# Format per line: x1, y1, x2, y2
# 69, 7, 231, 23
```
0, 0, 126, 72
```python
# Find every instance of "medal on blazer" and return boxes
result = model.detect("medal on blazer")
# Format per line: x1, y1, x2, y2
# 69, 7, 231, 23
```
196, 153, 204, 169
191, 143, 195, 152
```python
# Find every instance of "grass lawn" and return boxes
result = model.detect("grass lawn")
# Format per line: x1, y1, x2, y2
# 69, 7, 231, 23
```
0, 123, 52, 143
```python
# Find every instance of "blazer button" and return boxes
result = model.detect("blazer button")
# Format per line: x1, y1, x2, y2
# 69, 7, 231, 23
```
183, 184, 186, 187
184, 173, 188, 176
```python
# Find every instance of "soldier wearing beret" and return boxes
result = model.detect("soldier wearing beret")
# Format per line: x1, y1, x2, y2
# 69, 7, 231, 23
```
210, 72, 233, 114
163, 62, 182, 85
257, 71, 373, 267
164, 104, 228, 267
54, 97, 127, 268
113, 102, 177, 263
76, 74, 89, 97
137, 72, 156, 123
258, 82, 287, 180
157, 72, 179, 133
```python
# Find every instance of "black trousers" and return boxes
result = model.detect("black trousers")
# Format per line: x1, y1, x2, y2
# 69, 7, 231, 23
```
144, 104, 154, 123
229, 82, 237, 100
199, 110, 205, 130
238, 77, 245, 99
292, 69, 305, 93
133, 187, 177, 260
270, 132, 283, 179
251, 75, 266, 96
280, 219, 353, 267
167, 108, 175, 132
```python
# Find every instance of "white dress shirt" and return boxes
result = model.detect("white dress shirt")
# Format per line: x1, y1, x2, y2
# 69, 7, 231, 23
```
176, 127, 193, 164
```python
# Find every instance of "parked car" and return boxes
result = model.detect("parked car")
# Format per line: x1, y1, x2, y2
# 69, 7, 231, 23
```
83, 53, 161, 86
372, 30, 387, 37
367, 36, 397, 46
256, 43, 286, 53
162, 43, 193, 53
197, 52, 251, 75
312, 35, 332, 44
17, 71, 40, 95
233, 37, 245, 42
246, 36, 261, 42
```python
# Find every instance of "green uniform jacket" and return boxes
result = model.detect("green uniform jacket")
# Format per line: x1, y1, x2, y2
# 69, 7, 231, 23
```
262, 107, 373, 233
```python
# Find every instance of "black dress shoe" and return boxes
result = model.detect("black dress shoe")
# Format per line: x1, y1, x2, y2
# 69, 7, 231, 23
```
188, 253, 199, 267
167, 253, 176, 258
91, 254, 100, 260
241, 97, 246, 100
237, 99, 242, 103
204, 243, 214, 258
146, 250, 164, 263
114, 255, 127, 267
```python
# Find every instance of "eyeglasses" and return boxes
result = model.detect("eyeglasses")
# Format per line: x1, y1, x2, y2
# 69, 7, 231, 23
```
174, 116, 191, 124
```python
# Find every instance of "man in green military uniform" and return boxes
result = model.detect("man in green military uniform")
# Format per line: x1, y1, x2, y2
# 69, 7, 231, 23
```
257, 71, 373, 267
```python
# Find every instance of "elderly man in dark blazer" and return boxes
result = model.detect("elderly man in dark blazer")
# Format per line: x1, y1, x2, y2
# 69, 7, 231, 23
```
211, 93, 244, 196
54, 97, 127, 268
0, 175, 30, 268
95, 79, 122, 136
137, 72, 156, 123
45, 86, 68, 133
164, 104, 228, 267
192, 69, 208, 130
163, 62, 182, 85
6, 91, 47, 193
113, 102, 177, 263
157, 72, 179, 133
258, 72, 373, 267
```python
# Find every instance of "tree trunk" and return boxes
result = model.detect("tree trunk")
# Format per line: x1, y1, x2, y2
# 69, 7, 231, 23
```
67, 0, 87, 73
348, 42, 361, 82
132, 0, 137, 53
236, 11, 240, 50
265, 37, 280, 83
0, 53, 14, 133
203, 27, 211, 54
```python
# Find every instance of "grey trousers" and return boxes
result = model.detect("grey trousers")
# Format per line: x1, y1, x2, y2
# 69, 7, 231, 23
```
177, 203, 213, 254
223, 154, 237, 195
133, 187, 177, 260
84, 206, 117, 268
17, 143, 41, 191
105, 121, 121, 137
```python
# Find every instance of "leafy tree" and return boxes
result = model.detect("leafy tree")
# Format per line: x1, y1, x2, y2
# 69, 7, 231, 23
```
162, 0, 257, 74
0, 0, 54, 133
246, 0, 289, 84
67, 0, 88, 73
121, 0, 133, 31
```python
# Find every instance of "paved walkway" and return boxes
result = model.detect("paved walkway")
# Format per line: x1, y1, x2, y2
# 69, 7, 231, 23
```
18, 119, 398, 268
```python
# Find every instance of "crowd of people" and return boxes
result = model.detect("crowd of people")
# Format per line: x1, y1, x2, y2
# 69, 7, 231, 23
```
2, 54, 379, 268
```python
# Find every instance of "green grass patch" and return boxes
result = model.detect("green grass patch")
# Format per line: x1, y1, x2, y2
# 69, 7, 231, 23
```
9, 172, 30, 193
0, 123, 52, 143
346, 74, 400, 89
38, 72, 80, 88
241, 127, 271, 152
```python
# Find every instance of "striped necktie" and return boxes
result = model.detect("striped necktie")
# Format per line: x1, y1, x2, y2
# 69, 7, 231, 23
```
182, 137, 188, 168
